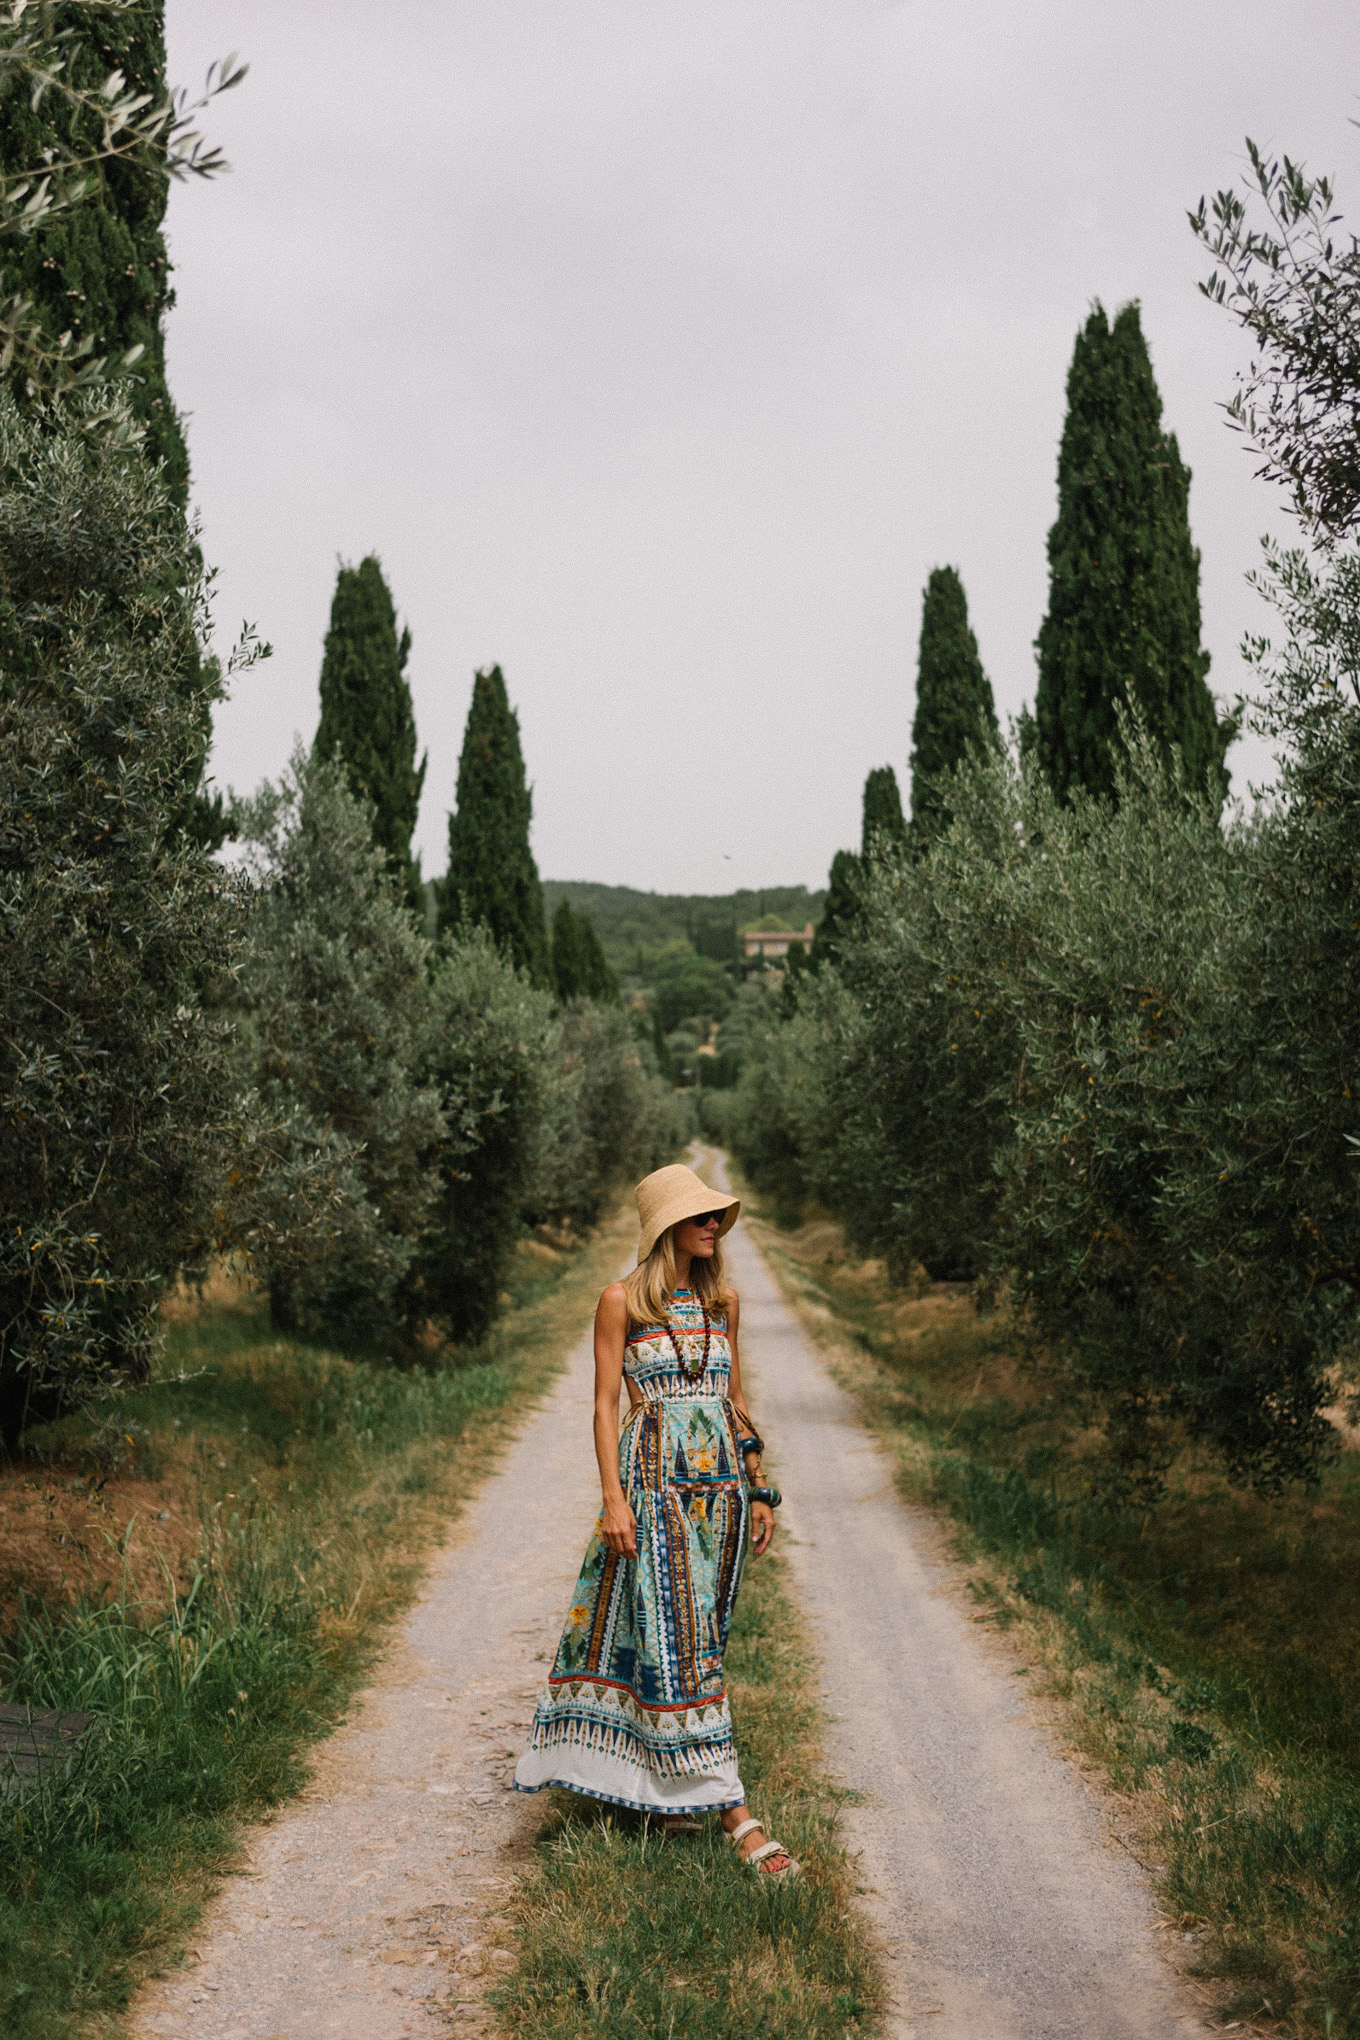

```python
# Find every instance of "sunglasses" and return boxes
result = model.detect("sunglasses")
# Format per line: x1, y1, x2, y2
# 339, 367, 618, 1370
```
692, 1210, 726, 1229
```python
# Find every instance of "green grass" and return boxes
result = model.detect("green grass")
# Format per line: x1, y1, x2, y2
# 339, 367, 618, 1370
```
491, 1546, 882, 2039
0, 1211, 634, 2040
747, 1199, 1360, 2039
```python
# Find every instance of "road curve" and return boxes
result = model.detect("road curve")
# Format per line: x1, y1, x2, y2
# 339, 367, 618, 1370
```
715, 1153, 1205, 2040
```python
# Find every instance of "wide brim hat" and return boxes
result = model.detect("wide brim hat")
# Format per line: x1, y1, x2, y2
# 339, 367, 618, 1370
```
635, 1164, 740, 1262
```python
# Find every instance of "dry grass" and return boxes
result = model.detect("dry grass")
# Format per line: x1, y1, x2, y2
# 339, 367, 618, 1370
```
7, 1216, 634, 1632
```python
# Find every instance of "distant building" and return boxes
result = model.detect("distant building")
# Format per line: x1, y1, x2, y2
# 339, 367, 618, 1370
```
741, 921, 815, 960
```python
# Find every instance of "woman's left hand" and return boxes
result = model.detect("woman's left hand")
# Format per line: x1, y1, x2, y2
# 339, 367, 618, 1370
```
750, 1500, 776, 1557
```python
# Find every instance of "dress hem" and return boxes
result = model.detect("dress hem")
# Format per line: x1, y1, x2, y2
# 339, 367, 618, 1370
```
513, 1776, 746, 1814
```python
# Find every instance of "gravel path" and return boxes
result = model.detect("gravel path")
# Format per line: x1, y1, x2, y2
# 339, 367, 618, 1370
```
713, 1158, 1207, 2040
129, 1315, 608, 2040
131, 1170, 1206, 2039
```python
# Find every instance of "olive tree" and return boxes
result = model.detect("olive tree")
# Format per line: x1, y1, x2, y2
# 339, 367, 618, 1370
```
0, 390, 249, 1441
233, 751, 447, 1344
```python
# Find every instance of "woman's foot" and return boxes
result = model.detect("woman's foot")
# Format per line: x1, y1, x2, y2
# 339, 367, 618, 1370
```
654, 1811, 704, 1835
722, 1811, 799, 1875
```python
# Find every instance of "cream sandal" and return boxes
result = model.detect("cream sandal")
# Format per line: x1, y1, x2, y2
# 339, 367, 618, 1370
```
726, 1817, 800, 1877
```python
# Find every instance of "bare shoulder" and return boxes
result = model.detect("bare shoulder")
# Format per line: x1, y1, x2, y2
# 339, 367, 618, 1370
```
725, 1285, 741, 1318
597, 1280, 629, 1316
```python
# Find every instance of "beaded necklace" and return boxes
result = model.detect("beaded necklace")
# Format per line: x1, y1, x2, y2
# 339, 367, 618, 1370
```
667, 1290, 711, 1379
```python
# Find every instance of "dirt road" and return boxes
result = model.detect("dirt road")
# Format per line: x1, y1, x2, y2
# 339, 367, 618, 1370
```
131, 1167, 1204, 2039
714, 1156, 1205, 2040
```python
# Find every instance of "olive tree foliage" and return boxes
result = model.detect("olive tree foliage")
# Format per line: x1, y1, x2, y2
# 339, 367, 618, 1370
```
232, 751, 448, 1344
0, 388, 259, 1443
0, 0, 241, 414
736, 745, 1016, 1275
726, 986, 841, 1215
951, 735, 1345, 1492
412, 962, 685, 1339
234, 751, 567, 1352
530, 1000, 688, 1236
1193, 142, 1360, 545
736, 701, 1360, 1493
233, 751, 681, 1350
408, 934, 560, 1346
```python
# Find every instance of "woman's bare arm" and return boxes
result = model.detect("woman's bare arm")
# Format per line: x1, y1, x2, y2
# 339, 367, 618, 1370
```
726, 1291, 775, 1556
594, 1282, 637, 1558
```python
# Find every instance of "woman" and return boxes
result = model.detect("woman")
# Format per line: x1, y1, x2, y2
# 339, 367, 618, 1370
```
514, 1163, 797, 1875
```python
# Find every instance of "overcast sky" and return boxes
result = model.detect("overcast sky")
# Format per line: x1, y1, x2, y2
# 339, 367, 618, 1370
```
163, 1, 1360, 896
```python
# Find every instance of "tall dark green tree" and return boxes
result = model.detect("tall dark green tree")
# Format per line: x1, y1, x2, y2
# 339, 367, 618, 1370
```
809, 848, 862, 971
651, 1008, 676, 1087
688, 909, 739, 964
575, 909, 617, 1003
861, 765, 907, 856
439, 666, 550, 983
550, 897, 584, 999
551, 898, 620, 1003
0, 3, 189, 496
314, 556, 426, 903
910, 567, 998, 838
1034, 302, 1226, 807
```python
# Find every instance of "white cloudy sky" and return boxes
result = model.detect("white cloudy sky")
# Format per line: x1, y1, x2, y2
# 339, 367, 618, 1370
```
163, 1, 1360, 896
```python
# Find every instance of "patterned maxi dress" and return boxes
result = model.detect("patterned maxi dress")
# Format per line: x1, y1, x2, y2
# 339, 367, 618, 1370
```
513, 1288, 750, 1812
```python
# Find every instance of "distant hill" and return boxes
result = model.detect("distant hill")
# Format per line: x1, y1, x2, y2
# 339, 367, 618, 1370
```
542, 881, 826, 969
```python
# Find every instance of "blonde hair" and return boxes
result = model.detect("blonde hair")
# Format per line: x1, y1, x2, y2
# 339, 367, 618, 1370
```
622, 1222, 732, 1328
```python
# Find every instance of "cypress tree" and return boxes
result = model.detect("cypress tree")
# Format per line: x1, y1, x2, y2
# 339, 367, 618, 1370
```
651, 1008, 676, 1087
0, 4, 188, 496
809, 849, 862, 971
577, 909, 620, 1003
910, 567, 998, 839
861, 765, 907, 856
553, 898, 621, 1003
1034, 302, 1224, 807
551, 897, 586, 999
439, 666, 550, 984
314, 557, 426, 903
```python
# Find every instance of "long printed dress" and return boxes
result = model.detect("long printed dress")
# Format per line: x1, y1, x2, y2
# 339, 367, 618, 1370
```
513, 1288, 750, 1813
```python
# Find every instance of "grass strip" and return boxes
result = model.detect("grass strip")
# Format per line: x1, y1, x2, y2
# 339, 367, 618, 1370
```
0, 1208, 634, 2040
491, 1544, 883, 2039
745, 1191, 1360, 2040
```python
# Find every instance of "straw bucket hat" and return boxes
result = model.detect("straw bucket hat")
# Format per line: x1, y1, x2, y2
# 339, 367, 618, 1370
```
635, 1164, 740, 1262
